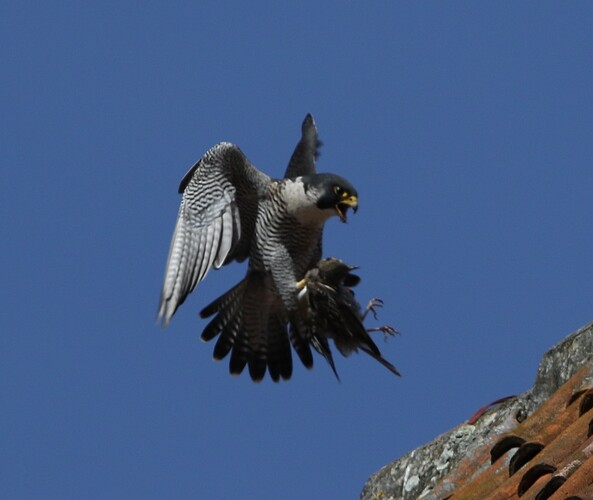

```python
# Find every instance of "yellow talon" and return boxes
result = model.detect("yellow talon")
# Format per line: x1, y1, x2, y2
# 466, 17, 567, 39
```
296, 278, 307, 290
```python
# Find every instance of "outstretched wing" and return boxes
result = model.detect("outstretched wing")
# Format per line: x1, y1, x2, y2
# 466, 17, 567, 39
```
284, 113, 321, 179
158, 142, 270, 327
284, 113, 324, 264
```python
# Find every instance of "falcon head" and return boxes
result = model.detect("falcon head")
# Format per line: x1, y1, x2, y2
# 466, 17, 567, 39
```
305, 174, 359, 222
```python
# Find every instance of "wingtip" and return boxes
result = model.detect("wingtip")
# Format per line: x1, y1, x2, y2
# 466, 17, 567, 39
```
156, 313, 171, 329
156, 292, 177, 328
331, 365, 342, 383
383, 358, 402, 377
156, 303, 169, 329
302, 113, 318, 137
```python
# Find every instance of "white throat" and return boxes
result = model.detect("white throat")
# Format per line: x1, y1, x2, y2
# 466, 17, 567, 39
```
282, 178, 336, 225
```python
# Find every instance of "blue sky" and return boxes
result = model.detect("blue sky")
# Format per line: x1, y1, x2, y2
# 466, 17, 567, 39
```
3, 2, 593, 499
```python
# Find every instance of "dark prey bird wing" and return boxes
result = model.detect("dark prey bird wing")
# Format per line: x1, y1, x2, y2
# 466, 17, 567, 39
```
158, 142, 270, 326
335, 296, 402, 377
300, 258, 401, 378
284, 113, 321, 179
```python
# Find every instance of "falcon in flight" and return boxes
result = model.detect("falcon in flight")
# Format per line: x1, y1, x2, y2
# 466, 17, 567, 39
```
158, 115, 359, 382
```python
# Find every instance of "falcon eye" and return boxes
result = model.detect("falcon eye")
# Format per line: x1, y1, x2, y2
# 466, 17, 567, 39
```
334, 185, 348, 197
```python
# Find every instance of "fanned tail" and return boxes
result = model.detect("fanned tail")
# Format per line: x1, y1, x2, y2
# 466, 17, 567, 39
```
200, 273, 295, 382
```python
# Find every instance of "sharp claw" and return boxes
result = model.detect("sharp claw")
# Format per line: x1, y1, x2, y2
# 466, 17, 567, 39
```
365, 325, 400, 340
363, 298, 384, 321
380, 325, 399, 340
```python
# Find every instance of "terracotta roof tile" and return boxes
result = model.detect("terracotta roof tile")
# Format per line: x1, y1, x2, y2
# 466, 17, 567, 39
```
551, 453, 593, 499
428, 365, 593, 499
361, 322, 593, 500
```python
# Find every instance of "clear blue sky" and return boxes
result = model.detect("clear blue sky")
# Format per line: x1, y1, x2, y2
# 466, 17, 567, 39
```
3, 2, 593, 499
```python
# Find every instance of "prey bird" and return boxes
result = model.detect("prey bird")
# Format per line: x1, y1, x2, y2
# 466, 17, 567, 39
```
158, 115, 359, 382
297, 257, 401, 379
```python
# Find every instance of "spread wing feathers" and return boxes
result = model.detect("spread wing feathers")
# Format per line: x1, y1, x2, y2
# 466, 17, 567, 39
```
200, 278, 248, 341
284, 113, 321, 179
158, 142, 270, 327
200, 273, 294, 382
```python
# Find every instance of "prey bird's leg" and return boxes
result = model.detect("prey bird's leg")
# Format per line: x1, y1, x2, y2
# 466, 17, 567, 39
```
361, 297, 398, 341
362, 298, 384, 321
366, 325, 399, 341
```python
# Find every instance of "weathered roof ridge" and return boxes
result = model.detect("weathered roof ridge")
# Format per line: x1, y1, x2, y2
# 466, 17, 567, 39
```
361, 320, 593, 500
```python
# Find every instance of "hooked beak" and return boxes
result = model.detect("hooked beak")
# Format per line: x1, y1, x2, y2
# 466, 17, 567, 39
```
336, 195, 358, 223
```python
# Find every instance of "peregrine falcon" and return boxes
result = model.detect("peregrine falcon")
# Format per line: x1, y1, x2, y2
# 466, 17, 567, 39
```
158, 115, 359, 382
297, 257, 401, 378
